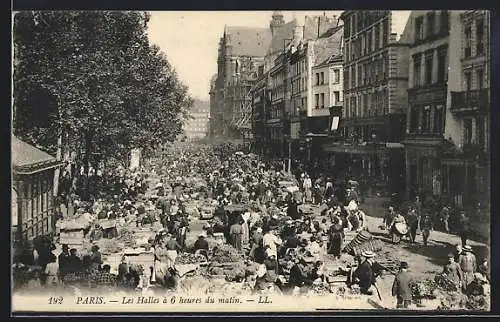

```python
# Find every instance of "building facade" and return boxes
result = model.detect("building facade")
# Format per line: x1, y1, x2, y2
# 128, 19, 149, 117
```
211, 25, 272, 139
403, 10, 453, 200
329, 11, 410, 194
184, 101, 210, 141
251, 13, 341, 161
404, 10, 490, 209
12, 136, 61, 244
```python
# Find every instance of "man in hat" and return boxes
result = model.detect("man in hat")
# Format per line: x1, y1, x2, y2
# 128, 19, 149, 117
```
420, 212, 433, 246
194, 233, 209, 252
58, 244, 71, 281
458, 245, 477, 291
442, 253, 463, 291
392, 261, 413, 308
353, 251, 384, 295
457, 210, 470, 247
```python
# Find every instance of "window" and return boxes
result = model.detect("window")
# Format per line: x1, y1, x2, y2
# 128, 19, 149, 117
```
410, 106, 419, 132
345, 69, 350, 89
415, 16, 424, 41
477, 69, 484, 89
423, 105, 431, 132
334, 91, 340, 104
351, 66, 356, 87
413, 55, 421, 87
320, 93, 325, 108
476, 18, 485, 55
357, 65, 362, 86
316, 73, 320, 85
367, 30, 372, 53
427, 12, 436, 37
320, 72, 325, 85
464, 24, 472, 58
465, 71, 472, 91
439, 10, 449, 34
383, 19, 389, 46
425, 52, 433, 85
437, 49, 447, 84
476, 117, 485, 148
464, 118, 473, 145
433, 104, 444, 133
333, 69, 340, 83
374, 24, 380, 49
315, 94, 319, 108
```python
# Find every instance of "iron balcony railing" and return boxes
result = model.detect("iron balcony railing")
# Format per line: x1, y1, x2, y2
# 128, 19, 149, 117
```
450, 89, 490, 113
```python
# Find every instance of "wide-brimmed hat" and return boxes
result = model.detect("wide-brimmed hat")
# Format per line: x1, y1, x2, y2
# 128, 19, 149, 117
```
361, 250, 376, 258
463, 245, 473, 252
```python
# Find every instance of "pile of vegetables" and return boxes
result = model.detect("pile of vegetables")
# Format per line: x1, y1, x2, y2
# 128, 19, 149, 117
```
434, 274, 460, 292
211, 244, 243, 263
176, 253, 208, 264
410, 278, 439, 299
465, 295, 490, 311
116, 228, 137, 248
96, 239, 124, 254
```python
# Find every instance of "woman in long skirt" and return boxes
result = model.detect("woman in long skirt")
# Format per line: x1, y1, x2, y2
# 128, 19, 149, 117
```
328, 218, 344, 259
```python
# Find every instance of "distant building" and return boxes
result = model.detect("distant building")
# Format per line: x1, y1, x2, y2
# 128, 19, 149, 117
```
210, 24, 272, 140
251, 12, 341, 159
184, 100, 210, 141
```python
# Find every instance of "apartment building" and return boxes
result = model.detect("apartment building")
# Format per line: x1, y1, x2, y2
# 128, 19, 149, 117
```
444, 10, 490, 207
403, 10, 453, 199
332, 10, 410, 194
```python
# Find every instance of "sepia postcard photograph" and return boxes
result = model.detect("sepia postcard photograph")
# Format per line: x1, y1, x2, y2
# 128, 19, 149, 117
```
11, 9, 492, 314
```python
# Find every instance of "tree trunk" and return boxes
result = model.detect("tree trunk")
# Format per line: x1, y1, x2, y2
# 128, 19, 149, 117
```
52, 131, 63, 200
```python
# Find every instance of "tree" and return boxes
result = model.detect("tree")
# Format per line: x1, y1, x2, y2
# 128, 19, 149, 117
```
13, 11, 192, 194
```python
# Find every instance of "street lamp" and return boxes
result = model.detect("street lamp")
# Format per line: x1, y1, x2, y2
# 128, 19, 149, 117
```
284, 134, 292, 174
305, 134, 313, 163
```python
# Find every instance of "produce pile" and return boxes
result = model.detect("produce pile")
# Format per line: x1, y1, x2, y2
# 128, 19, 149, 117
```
176, 253, 208, 264
95, 239, 124, 254
115, 228, 137, 248
410, 278, 439, 300
206, 261, 246, 282
211, 244, 243, 263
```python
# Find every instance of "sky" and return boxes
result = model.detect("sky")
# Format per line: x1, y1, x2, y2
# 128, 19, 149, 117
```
147, 11, 411, 102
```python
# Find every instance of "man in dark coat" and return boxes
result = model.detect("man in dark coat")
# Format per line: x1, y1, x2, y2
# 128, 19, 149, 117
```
353, 251, 384, 295
287, 199, 300, 220
406, 208, 419, 244
392, 261, 413, 308
58, 244, 70, 280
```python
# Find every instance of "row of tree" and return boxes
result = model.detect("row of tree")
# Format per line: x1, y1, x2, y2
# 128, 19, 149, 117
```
13, 11, 192, 180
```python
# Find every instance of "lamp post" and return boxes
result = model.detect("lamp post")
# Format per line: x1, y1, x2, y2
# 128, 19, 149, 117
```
284, 134, 292, 174
305, 135, 312, 163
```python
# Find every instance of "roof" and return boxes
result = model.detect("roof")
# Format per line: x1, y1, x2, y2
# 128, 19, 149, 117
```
268, 20, 297, 55
225, 26, 272, 57
312, 26, 344, 66
12, 136, 59, 174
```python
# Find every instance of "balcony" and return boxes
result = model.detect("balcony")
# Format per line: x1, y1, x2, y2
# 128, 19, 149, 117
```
450, 89, 490, 115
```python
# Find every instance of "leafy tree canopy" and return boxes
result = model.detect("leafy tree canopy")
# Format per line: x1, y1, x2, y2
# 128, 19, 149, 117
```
13, 11, 192, 160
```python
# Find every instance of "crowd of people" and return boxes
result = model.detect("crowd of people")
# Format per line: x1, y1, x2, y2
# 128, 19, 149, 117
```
11, 142, 490, 309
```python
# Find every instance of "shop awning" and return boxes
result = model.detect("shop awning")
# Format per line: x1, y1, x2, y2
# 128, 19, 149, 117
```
12, 136, 61, 175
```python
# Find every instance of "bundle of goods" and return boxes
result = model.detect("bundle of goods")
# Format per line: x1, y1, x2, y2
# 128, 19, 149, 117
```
115, 228, 137, 248
436, 292, 468, 310
176, 253, 209, 265
96, 238, 124, 254
206, 261, 246, 282
410, 278, 440, 300
211, 244, 243, 263
342, 230, 383, 256
434, 273, 461, 292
